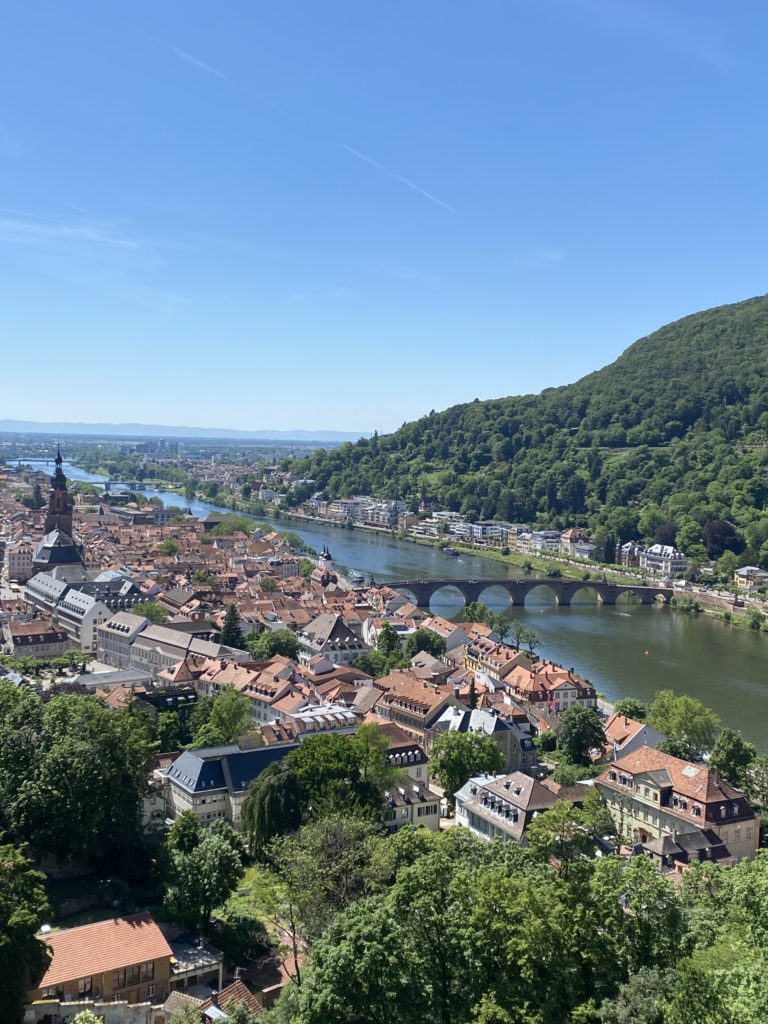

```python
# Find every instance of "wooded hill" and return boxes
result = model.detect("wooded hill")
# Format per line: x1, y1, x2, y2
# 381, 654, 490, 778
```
292, 295, 768, 566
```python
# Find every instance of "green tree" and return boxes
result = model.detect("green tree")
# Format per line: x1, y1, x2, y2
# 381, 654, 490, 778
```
744, 754, 768, 812
557, 704, 605, 766
376, 621, 402, 659
166, 822, 243, 933
269, 815, 385, 941
598, 967, 674, 1023
12, 694, 153, 867
463, 601, 492, 624
648, 690, 721, 761
242, 761, 303, 855
0, 841, 49, 1023
157, 709, 183, 751
430, 730, 505, 810
0, 679, 43, 834
285, 895, 429, 1024
261, 575, 278, 592
488, 612, 513, 643
526, 800, 596, 870
71, 1013, 107, 1024
158, 538, 179, 556
168, 808, 203, 855
31, 482, 45, 509
298, 557, 314, 578
247, 628, 301, 661
708, 728, 756, 787
191, 686, 252, 748
220, 603, 245, 649
225, 1002, 262, 1024
133, 600, 169, 625
612, 698, 648, 721
405, 628, 446, 659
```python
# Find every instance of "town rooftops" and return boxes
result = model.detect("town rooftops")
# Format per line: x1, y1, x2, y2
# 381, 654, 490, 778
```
35, 912, 173, 988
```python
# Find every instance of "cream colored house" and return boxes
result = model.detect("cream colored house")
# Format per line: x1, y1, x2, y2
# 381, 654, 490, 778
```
596, 745, 759, 868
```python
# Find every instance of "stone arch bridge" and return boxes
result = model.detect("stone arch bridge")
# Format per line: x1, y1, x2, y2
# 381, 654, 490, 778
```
387, 578, 674, 608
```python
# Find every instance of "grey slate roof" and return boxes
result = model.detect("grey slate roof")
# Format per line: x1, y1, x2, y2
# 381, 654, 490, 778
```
167, 744, 299, 795
33, 529, 83, 567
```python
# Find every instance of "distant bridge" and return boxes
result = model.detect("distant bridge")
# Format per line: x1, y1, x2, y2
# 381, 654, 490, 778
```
387, 578, 674, 608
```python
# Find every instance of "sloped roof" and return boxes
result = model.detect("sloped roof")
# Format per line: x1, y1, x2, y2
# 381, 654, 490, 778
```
36, 913, 172, 987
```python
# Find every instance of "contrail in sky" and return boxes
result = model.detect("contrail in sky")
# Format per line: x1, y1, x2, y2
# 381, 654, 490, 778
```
157, 40, 456, 214
341, 143, 459, 214
155, 40, 287, 113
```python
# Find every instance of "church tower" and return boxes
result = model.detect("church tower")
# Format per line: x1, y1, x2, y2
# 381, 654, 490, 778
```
44, 445, 74, 536
318, 543, 333, 573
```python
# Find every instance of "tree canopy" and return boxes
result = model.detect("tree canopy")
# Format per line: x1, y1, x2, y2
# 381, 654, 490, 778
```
247, 628, 301, 662
648, 690, 721, 761
429, 730, 505, 809
133, 599, 169, 625
242, 724, 401, 853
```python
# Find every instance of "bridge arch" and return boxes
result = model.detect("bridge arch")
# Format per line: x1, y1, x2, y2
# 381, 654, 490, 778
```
427, 584, 466, 616
395, 586, 421, 608
567, 584, 603, 605
522, 583, 562, 607
477, 584, 513, 611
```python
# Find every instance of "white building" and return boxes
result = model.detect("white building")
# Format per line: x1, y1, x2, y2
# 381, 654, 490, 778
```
5, 536, 35, 583
639, 544, 687, 577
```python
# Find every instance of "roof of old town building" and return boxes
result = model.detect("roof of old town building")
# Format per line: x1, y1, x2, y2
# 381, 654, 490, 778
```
34, 912, 173, 988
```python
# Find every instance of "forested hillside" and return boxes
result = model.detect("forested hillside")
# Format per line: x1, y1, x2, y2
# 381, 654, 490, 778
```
293, 296, 768, 563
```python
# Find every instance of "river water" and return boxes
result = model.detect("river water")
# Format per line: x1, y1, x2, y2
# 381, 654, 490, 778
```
20, 461, 768, 747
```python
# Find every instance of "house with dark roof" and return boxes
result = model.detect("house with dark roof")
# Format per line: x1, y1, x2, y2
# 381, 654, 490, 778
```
434, 706, 538, 774
454, 771, 559, 844
161, 743, 298, 830
297, 612, 370, 665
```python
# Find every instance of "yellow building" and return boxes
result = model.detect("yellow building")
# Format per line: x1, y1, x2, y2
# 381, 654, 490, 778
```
596, 745, 759, 869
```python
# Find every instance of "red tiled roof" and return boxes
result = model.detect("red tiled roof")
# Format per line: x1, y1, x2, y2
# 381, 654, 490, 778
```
36, 913, 172, 988
202, 979, 262, 1016
599, 745, 746, 804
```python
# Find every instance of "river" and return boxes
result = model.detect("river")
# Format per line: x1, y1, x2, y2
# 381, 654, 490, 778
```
19, 460, 768, 748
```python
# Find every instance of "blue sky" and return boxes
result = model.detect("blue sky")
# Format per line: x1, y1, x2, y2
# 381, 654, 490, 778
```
2, 1, 767, 434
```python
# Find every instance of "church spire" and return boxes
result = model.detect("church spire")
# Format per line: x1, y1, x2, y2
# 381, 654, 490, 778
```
45, 444, 74, 535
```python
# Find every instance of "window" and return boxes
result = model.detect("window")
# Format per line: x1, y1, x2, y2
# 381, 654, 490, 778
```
720, 805, 726, 819
734, 827, 741, 841
78, 977, 92, 996
747, 826, 754, 841
114, 965, 141, 989
141, 961, 154, 981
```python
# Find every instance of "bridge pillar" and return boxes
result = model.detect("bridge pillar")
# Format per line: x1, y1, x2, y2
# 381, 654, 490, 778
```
600, 593, 616, 606
557, 595, 571, 606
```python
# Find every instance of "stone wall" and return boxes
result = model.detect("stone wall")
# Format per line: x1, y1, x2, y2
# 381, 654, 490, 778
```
25, 1000, 163, 1024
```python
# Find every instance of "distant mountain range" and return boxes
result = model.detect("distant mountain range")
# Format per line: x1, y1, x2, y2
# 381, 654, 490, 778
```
0, 420, 368, 443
